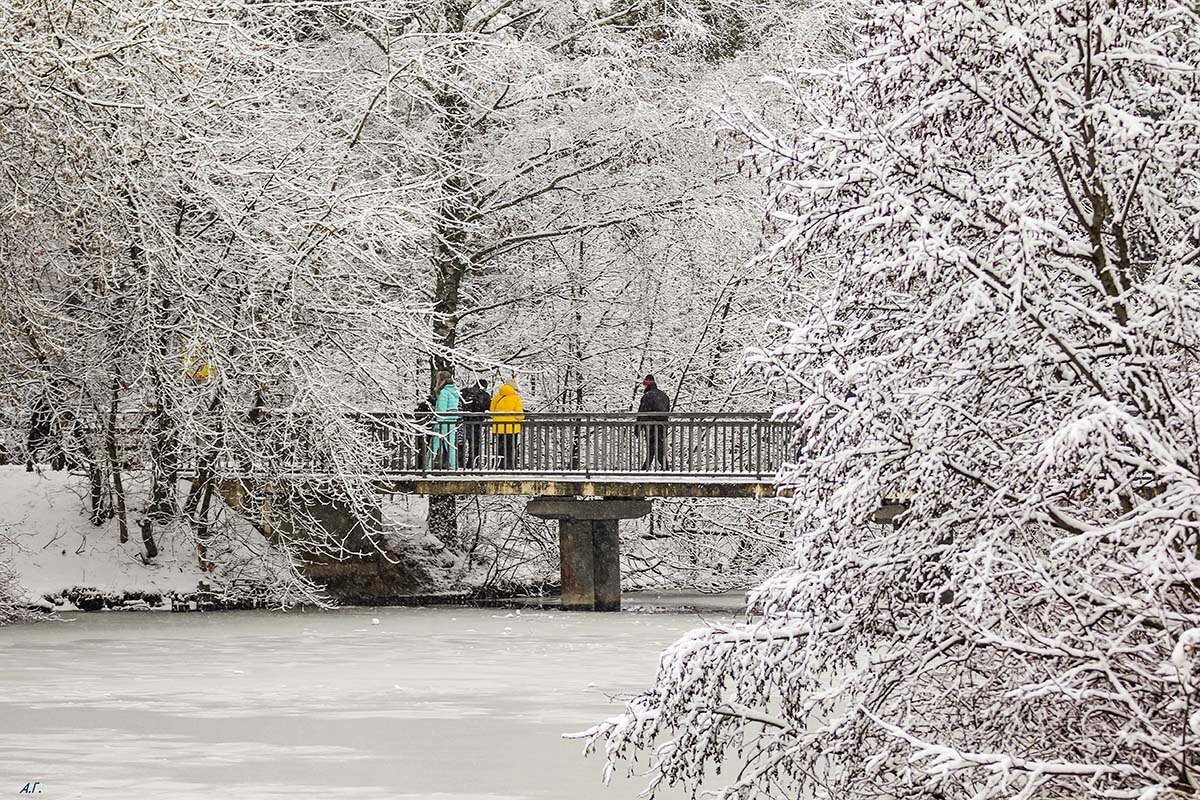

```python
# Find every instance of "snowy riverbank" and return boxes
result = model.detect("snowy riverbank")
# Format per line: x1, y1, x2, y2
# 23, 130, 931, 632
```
0, 466, 389, 612
0, 468, 215, 610
0, 466, 756, 617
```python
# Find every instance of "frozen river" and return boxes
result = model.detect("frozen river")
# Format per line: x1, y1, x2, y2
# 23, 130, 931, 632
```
0, 595, 741, 799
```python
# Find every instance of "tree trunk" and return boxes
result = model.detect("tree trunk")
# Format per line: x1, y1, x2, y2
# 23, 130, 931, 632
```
426, 0, 473, 548
105, 379, 130, 546
429, 495, 459, 551
88, 463, 105, 525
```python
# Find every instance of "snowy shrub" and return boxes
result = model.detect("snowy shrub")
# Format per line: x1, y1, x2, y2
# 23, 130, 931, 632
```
0, 559, 32, 625
585, 0, 1200, 797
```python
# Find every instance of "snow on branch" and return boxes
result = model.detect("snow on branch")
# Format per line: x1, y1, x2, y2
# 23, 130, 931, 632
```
588, 0, 1200, 797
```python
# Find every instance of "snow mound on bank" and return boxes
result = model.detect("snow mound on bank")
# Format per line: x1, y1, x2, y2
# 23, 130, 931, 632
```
0, 466, 210, 603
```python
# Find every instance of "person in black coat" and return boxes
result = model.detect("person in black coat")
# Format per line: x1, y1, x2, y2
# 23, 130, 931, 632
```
413, 396, 434, 471
636, 374, 671, 470
458, 379, 492, 468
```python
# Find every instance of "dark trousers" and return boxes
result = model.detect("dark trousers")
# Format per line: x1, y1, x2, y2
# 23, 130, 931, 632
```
640, 426, 668, 470
496, 433, 519, 470
461, 421, 484, 468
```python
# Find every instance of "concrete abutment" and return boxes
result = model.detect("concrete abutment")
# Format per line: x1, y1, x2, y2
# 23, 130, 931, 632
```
217, 480, 436, 602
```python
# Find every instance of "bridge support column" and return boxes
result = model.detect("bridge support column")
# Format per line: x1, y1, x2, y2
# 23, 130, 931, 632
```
527, 497, 651, 612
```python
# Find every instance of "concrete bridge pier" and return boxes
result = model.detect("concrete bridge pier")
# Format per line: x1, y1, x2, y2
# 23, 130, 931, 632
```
527, 497, 651, 612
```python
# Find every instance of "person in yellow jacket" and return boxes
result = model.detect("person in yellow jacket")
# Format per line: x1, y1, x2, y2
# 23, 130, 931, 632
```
489, 382, 524, 470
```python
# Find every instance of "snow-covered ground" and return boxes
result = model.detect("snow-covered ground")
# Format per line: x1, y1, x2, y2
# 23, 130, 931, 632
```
0, 468, 210, 605
0, 465, 768, 610
0, 467, 446, 608
0, 602, 731, 799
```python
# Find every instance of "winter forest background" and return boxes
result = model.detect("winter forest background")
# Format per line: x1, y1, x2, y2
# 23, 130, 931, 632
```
0, 0, 839, 603
3, 0, 1200, 798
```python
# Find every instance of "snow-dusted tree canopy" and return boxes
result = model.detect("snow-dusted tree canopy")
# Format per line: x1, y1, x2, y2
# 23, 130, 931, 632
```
0, 0, 425, 568
588, 0, 1200, 797
0, 0, 808, 597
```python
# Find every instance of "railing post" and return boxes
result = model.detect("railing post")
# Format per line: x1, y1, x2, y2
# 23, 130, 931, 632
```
755, 418, 762, 480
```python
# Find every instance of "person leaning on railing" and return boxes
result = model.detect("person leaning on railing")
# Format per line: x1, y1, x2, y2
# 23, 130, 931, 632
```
413, 395, 434, 471
459, 379, 491, 468
636, 374, 671, 471
489, 381, 524, 470
428, 371, 461, 470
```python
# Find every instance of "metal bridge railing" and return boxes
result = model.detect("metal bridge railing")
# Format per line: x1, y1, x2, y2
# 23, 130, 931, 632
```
361, 412, 790, 480
105, 411, 791, 481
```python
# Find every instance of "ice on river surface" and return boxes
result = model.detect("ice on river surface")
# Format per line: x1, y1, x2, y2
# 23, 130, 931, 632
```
0, 595, 741, 799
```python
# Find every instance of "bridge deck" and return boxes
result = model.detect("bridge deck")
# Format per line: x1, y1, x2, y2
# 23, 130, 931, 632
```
374, 473, 778, 498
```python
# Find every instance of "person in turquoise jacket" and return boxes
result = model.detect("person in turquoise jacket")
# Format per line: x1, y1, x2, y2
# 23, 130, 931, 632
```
428, 370, 461, 470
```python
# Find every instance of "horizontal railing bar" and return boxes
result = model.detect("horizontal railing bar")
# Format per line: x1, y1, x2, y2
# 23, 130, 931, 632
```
207, 471, 779, 480
353, 412, 780, 419
109, 410, 782, 420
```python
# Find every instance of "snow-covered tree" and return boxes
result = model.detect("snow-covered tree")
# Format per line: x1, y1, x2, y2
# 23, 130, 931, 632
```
332, 0, 811, 546
0, 555, 30, 625
586, 0, 1200, 797
0, 0, 432, 583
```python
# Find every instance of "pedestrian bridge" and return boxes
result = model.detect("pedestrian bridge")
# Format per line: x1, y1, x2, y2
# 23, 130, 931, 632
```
218, 411, 793, 611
